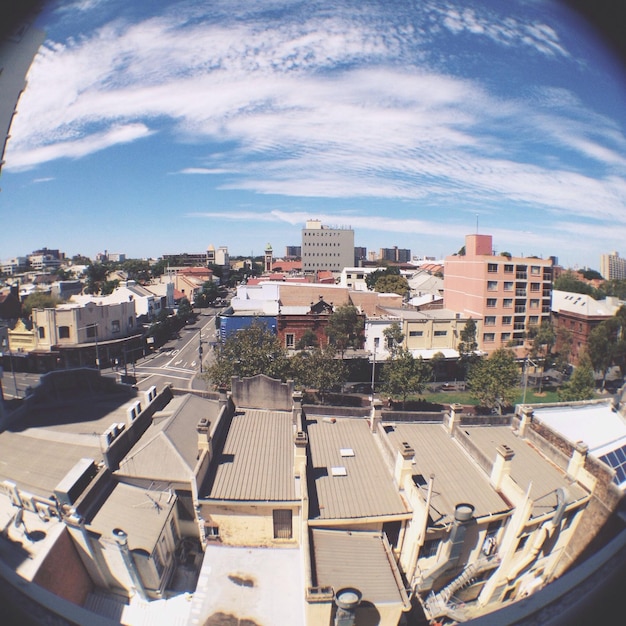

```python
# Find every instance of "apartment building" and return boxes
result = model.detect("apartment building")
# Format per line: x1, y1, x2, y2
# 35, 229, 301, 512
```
301, 219, 354, 274
444, 234, 553, 357
600, 251, 626, 280
379, 246, 411, 263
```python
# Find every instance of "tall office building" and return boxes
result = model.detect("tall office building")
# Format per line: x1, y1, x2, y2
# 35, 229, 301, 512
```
600, 251, 626, 280
444, 234, 553, 357
379, 246, 411, 263
301, 219, 355, 274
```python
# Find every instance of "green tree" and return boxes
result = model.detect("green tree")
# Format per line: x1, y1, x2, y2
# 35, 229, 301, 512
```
558, 356, 596, 401
365, 265, 398, 291
457, 319, 479, 376
380, 348, 432, 409
147, 309, 175, 348
194, 281, 219, 308
553, 271, 598, 298
151, 258, 169, 278
467, 348, 520, 415
553, 326, 573, 374
373, 274, 409, 297
527, 321, 556, 392
122, 259, 152, 283
84, 262, 113, 294
383, 322, 404, 357
22, 292, 63, 317
295, 328, 319, 350
203, 321, 289, 389
71, 254, 92, 265
597, 279, 626, 300
290, 345, 346, 402
53, 267, 73, 281
431, 351, 445, 383
177, 297, 193, 321
325, 304, 364, 357
579, 268, 603, 281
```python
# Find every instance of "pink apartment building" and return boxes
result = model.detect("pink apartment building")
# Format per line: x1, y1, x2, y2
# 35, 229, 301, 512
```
444, 234, 553, 357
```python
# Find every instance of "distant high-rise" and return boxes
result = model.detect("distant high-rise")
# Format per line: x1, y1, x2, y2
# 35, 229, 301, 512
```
379, 246, 411, 263
285, 246, 301, 259
301, 219, 354, 274
600, 251, 626, 280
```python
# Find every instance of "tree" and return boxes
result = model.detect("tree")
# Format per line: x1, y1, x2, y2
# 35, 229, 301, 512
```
22, 292, 62, 317
431, 351, 445, 383
553, 326, 573, 374
84, 263, 112, 295
586, 307, 626, 388
383, 322, 404, 358
289, 345, 346, 402
295, 328, 319, 350
380, 348, 432, 409
121, 259, 152, 283
373, 274, 409, 297
553, 271, 598, 298
467, 348, 520, 415
194, 281, 219, 308
558, 355, 596, 401
527, 321, 556, 392
457, 319, 479, 376
325, 304, 364, 357
203, 321, 289, 389
176, 297, 193, 321
71, 254, 92, 265
365, 265, 398, 291
579, 268, 603, 281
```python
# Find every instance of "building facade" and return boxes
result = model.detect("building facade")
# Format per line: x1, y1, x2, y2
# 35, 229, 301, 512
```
301, 219, 355, 274
444, 234, 553, 357
600, 251, 626, 280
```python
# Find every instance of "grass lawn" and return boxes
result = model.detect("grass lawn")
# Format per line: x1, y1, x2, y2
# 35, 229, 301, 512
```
419, 386, 601, 407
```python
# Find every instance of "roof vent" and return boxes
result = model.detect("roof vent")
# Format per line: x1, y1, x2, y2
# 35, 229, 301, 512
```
331, 466, 347, 476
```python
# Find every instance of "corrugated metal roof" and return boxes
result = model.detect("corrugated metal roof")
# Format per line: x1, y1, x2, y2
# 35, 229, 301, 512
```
311, 528, 409, 605
306, 417, 409, 520
460, 426, 589, 516
386, 423, 508, 524
87, 482, 176, 553
205, 409, 296, 501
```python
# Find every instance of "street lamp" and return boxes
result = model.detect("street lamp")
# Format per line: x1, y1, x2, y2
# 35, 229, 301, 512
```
199, 330, 204, 373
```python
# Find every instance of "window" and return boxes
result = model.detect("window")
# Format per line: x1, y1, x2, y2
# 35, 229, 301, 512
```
530, 299, 540, 309
433, 330, 447, 337
529, 316, 539, 324
38, 327, 45, 339
111, 320, 120, 333
286, 333, 295, 349
504, 264, 514, 273
530, 282, 540, 292
409, 330, 423, 337
483, 333, 495, 342
501, 332, 511, 342
86, 325, 97, 338
487, 298, 497, 308
504, 281, 513, 291
503, 299, 513, 308
488, 263, 498, 273
421, 538, 441, 559
273, 509, 293, 539
487, 281, 498, 291
485, 316, 496, 326
502, 316, 512, 325
531, 265, 541, 275
58, 326, 70, 339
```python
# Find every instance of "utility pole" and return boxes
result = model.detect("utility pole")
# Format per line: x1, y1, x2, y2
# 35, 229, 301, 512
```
199, 330, 203, 373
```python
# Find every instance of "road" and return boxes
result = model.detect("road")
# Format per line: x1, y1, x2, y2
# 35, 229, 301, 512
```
0, 311, 221, 402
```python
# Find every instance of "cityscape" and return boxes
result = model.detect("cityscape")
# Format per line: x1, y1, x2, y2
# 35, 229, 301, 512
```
1, 2, 626, 626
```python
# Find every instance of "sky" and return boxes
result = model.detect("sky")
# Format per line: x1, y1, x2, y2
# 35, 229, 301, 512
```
1, 0, 626, 269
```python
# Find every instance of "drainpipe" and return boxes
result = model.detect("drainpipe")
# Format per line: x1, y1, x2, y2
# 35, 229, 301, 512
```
112, 528, 148, 600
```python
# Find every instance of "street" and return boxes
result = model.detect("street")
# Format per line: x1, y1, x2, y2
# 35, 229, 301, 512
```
0, 311, 220, 402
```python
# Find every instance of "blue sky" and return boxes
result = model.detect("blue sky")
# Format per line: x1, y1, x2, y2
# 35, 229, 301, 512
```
2, 0, 626, 270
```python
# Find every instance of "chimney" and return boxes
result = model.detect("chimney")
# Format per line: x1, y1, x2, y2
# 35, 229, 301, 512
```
294, 431, 308, 478
394, 441, 415, 487
490, 444, 515, 490
292, 390, 303, 428
567, 440, 588, 481
197, 418, 212, 459
446, 403, 463, 434
518, 405, 533, 437
370, 398, 383, 432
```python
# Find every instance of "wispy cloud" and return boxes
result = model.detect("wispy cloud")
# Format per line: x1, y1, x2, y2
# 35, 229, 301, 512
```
5, 0, 626, 263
